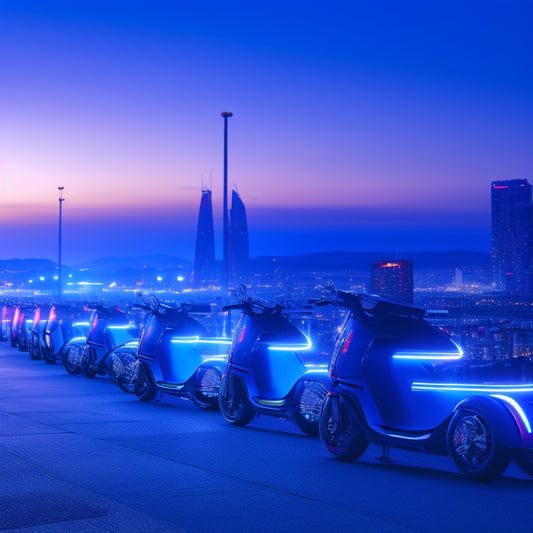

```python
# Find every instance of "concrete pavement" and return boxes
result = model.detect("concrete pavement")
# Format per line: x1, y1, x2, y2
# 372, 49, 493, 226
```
0, 342, 531, 533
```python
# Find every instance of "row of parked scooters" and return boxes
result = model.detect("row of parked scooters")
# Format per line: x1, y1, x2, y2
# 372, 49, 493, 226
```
2, 289, 533, 482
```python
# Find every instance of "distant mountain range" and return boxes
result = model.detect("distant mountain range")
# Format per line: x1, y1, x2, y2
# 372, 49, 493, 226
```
0, 250, 490, 280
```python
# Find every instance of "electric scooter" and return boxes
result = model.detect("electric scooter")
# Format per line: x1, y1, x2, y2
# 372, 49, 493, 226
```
10, 304, 22, 347
78, 305, 139, 385
15, 305, 34, 352
131, 294, 231, 410
218, 291, 332, 436
0, 304, 11, 342
42, 304, 92, 365
29, 305, 51, 360
318, 290, 533, 481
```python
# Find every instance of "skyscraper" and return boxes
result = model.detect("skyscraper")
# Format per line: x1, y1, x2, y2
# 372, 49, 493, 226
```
491, 179, 532, 295
229, 189, 249, 278
193, 188, 216, 285
371, 260, 414, 305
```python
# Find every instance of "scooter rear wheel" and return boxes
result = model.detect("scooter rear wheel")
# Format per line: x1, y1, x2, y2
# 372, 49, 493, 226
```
111, 351, 137, 394
319, 394, 369, 461
447, 408, 512, 481
218, 375, 255, 426
192, 368, 222, 410
294, 381, 329, 437
515, 450, 533, 477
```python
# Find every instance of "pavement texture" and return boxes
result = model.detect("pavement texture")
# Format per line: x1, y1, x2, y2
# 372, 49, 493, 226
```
0, 343, 532, 533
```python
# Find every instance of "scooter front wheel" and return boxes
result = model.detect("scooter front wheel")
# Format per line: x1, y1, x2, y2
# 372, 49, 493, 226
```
29, 333, 42, 360
218, 375, 255, 426
134, 363, 157, 402
82, 347, 98, 378
514, 450, 533, 477
42, 334, 57, 365
319, 394, 369, 461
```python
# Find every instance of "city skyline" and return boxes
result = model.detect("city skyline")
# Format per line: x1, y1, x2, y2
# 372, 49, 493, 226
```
1, 1, 532, 263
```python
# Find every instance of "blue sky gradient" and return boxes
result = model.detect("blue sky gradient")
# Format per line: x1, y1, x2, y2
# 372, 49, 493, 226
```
1, 1, 531, 262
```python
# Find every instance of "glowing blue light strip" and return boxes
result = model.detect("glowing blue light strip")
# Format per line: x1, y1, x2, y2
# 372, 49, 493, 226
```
69, 336, 87, 343
267, 335, 312, 352
393, 343, 463, 361
491, 394, 532, 433
123, 341, 139, 348
303, 363, 329, 375
202, 356, 228, 362
107, 325, 134, 330
255, 398, 286, 407
382, 432, 431, 441
73, 322, 91, 327
412, 382, 533, 393
303, 369, 330, 375
171, 336, 232, 345
304, 363, 329, 370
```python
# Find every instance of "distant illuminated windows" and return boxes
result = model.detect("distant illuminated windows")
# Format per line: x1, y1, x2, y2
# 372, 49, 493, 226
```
371, 260, 413, 304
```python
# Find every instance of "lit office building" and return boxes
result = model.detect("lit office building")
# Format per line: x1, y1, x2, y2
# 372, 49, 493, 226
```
230, 189, 249, 278
193, 189, 216, 284
371, 260, 414, 305
491, 179, 532, 295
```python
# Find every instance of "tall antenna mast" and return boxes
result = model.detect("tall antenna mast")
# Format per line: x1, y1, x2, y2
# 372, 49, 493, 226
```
57, 186, 65, 301
221, 111, 233, 288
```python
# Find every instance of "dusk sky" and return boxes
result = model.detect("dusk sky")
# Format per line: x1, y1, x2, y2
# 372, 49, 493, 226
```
1, 1, 532, 264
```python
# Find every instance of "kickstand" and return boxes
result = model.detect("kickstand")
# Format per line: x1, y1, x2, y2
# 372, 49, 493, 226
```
376, 445, 397, 465
154, 391, 170, 406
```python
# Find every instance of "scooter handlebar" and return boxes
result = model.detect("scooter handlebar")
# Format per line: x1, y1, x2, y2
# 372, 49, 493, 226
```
223, 299, 283, 315
330, 291, 425, 320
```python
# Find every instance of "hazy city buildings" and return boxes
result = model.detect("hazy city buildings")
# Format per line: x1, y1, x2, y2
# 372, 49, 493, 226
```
229, 189, 249, 278
491, 179, 532, 296
371, 260, 413, 304
193, 188, 216, 284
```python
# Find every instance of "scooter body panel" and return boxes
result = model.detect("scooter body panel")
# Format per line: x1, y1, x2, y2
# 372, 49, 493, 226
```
137, 305, 229, 395
222, 301, 332, 429
327, 292, 533, 461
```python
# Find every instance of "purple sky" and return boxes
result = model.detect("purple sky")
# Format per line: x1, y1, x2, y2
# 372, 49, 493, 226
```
1, 1, 532, 263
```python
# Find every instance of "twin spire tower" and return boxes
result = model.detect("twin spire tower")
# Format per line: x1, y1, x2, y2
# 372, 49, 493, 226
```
192, 112, 249, 286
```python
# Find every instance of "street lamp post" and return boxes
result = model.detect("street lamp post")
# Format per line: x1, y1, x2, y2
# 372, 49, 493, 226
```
221, 111, 233, 288
58, 186, 65, 300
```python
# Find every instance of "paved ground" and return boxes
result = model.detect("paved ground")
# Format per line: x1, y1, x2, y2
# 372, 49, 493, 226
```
0, 342, 532, 533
